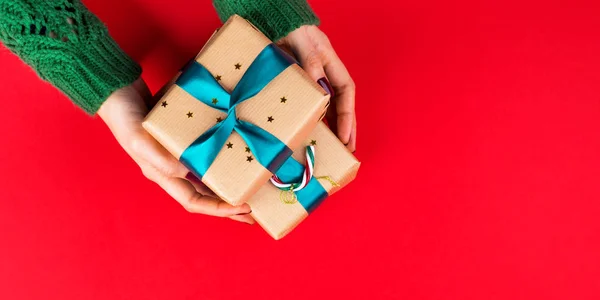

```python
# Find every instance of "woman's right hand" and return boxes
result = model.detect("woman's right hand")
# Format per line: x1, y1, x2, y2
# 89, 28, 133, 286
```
278, 25, 357, 152
97, 78, 255, 224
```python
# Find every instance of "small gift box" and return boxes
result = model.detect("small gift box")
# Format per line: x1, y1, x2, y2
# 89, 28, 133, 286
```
248, 122, 360, 240
143, 15, 330, 206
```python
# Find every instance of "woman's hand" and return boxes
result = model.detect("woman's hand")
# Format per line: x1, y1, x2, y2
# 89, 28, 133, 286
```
278, 25, 357, 152
97, 78, 255, 224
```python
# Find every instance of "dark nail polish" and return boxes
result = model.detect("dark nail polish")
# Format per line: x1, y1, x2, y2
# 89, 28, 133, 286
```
318, 77, 335, 97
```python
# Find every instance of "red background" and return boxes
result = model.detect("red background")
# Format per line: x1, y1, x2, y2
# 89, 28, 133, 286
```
1, 0, 600, 299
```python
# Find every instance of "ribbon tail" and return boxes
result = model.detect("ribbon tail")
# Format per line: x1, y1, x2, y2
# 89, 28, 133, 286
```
235, 119, 292, 173
295, 179, 328, 213
180, 115, 236, 177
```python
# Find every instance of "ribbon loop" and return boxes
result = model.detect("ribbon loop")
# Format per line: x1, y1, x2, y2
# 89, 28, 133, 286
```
177, 61, 231, 112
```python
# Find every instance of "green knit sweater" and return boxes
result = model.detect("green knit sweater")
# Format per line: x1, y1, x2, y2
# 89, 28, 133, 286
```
0, 0, 319, 114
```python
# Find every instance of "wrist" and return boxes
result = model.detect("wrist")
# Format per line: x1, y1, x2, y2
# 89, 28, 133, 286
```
213, 0, 320, 42
98, 78, 147, 122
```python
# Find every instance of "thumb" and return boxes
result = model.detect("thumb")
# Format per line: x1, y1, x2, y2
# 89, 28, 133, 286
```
286, 32, 326, 81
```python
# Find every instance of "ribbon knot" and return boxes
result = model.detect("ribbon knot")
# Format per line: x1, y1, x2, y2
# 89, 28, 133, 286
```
176, 44, 297, 178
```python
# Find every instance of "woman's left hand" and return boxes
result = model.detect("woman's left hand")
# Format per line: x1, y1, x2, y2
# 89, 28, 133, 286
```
278, 25, 357, 152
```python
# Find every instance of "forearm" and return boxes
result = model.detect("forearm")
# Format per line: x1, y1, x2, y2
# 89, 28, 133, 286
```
212, 0, 320, 42
0, 0, 141, 114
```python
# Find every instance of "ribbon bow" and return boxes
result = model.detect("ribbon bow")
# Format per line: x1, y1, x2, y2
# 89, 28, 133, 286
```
177, 44, 296, 177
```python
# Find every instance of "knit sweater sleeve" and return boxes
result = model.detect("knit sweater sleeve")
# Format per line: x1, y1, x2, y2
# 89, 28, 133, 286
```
0, 0, 141, 114
212, 0, 320, 42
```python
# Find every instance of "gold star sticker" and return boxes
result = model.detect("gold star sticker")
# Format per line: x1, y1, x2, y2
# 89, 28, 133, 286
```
226, 142, 233, 149
161, 101, 168, 108
267, 116, 274, 122
234, 63, 242, 70
212, 98, 218, 104
245, 146, 251, 153
187, 112, 193, 118
215, 75, 222, 81
280, 96, 287, 103
246, 156, 253, 162
310, 140, 317, 146
216, 117, 223, 123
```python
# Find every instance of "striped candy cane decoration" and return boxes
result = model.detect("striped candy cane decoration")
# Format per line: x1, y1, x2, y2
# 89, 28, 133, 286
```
270, 145, 316, 192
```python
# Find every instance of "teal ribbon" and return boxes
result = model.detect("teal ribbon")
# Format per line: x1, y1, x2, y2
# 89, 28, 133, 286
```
275, 157, 328, 214
177, 44, 296, 177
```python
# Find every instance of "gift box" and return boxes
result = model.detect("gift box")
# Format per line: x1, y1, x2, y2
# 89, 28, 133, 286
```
248, 121, 360, 239
143, 15, 330, 206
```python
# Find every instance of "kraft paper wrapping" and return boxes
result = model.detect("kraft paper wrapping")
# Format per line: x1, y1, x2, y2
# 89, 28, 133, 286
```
142, 15, 330, 206
248, 122, 361, 240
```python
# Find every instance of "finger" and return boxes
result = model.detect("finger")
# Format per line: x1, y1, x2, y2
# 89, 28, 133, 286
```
131, 133, 189, 179
289, 38, 326, 81
229, 214, 256, 225
322, 50, 356, 146
347, 114, 357, 152
185, 173, 217, 197
155, 175, 251, 216
325, 103, 355, 151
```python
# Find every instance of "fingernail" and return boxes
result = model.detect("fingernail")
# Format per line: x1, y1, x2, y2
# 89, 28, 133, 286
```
317, 77, 335, 97
237, 204, 252, 215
